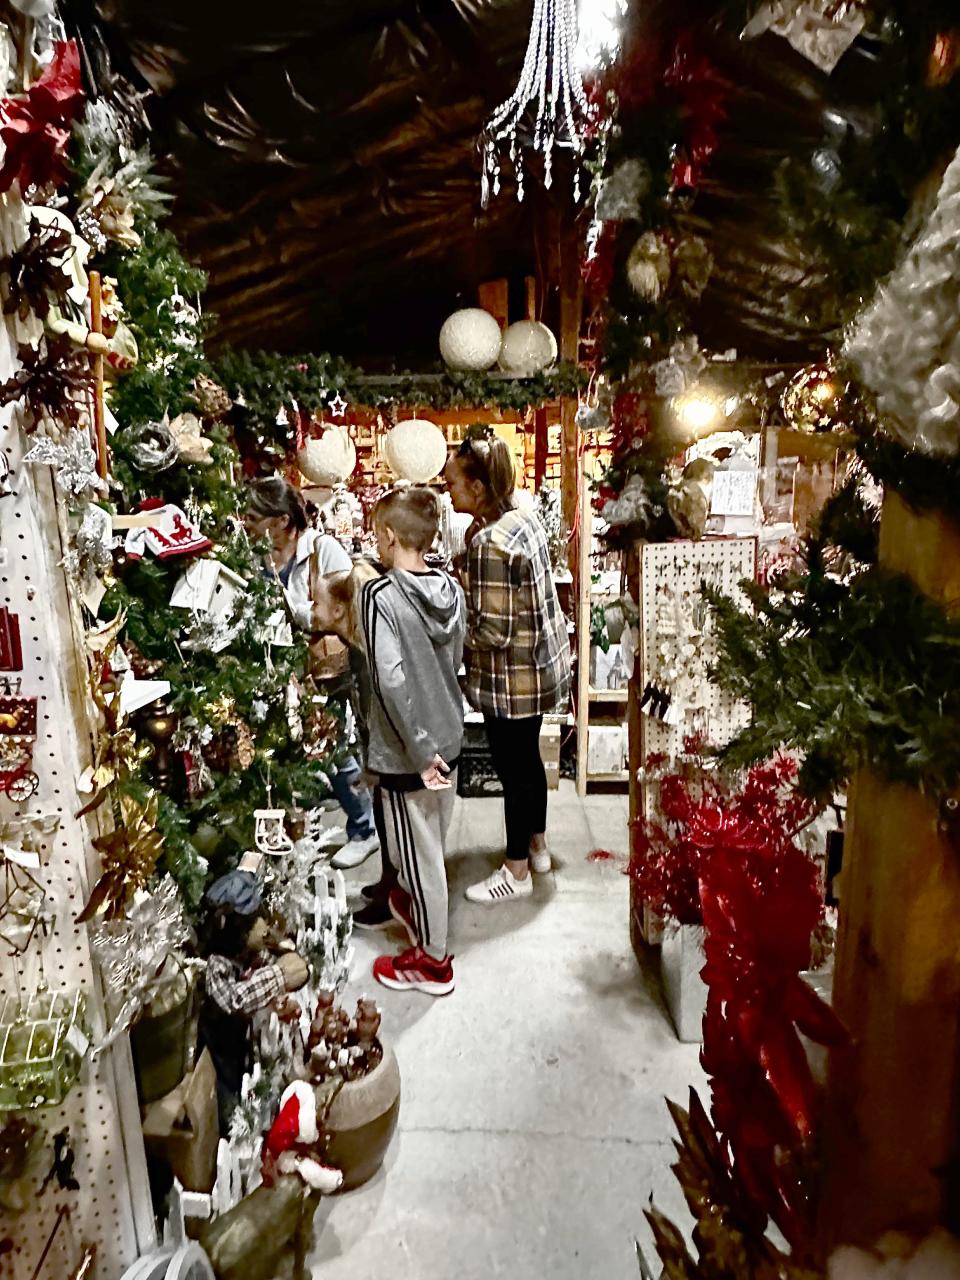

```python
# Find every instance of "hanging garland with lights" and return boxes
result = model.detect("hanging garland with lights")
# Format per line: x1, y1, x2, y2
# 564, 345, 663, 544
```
214, 349, 586, 456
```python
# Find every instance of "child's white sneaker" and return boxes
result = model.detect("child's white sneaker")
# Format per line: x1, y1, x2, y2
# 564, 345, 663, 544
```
465, 865, 534, 904
529, 849, 552, 874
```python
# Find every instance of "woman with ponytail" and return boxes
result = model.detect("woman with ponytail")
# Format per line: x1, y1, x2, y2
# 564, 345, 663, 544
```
444, 433, 571, 904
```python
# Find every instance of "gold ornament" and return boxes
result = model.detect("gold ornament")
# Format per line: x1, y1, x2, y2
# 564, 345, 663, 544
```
78, 791, 164, 921
193, 373, 232, 420
78, 640, 152, 817
781, 363, 845, 433
232, 719, 256, 771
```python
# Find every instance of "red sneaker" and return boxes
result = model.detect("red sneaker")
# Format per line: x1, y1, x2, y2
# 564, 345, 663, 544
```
373, 947, 455, 997
388, 888, 418, 946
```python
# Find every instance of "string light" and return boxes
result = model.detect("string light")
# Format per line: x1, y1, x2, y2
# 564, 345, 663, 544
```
479, 0, 597, 207
575, 0, 627, 72
673, 390, 723, 436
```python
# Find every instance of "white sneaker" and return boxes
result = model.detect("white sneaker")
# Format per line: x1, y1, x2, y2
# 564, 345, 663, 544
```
530, 849, 552, 874
331, 834, 380, 870
465, 865, 533, 904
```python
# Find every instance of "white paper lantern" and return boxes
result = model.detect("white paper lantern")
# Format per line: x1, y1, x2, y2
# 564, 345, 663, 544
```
439, 308, 502, 372
382, 420, 448, 483
297, 427, 356, 485
498, 320, 558, 377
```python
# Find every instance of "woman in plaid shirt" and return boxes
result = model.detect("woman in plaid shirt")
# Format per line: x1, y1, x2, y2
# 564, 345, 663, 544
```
445, 434, 571, 905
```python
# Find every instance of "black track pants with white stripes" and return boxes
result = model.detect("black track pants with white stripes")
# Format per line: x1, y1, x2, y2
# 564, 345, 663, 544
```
379, 773, 458, 961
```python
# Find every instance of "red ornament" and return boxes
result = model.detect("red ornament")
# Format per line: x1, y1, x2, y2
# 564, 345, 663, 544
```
0, 42, 85, 194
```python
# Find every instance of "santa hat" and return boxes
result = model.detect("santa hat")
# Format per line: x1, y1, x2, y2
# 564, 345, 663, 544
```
264, 1081, 318, 1161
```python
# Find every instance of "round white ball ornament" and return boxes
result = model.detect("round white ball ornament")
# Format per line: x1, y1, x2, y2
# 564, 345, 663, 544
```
383, 419, 448, 483
439, 308, 503, 372
297, 426, 356, 485
498, 320, 558, 377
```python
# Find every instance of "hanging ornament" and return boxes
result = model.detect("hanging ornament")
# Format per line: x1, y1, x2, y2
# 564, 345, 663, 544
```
121, 419, 179, 473
439, 308, 502, 372
168, 412, 214, 466
478, 0, 595, 206
192, 374, 232, 420
254, 809, 293, 856
626, 232, 672, 302
498, 321, 558, 377
781, 363, 846, 433
382, 420, 448, 483
742, 1, 867, 74
297, 427, 356, 485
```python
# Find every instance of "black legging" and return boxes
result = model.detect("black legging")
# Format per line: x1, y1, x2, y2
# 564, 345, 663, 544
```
483, 714, 547, 863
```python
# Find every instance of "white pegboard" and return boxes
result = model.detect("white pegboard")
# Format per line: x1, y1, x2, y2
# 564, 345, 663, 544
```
638, 537, 757, 813
0, 402, 154, 1273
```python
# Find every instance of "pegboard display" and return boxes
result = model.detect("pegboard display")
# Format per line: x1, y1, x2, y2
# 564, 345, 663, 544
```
637, 538, 757, 812
0, 404, 154, 1278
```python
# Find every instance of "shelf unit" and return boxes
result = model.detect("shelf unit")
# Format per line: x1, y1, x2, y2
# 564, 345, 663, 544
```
576, 459, 630, 796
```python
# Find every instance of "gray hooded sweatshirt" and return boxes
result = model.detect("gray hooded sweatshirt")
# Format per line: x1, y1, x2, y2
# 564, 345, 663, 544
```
360, 568, 466, 786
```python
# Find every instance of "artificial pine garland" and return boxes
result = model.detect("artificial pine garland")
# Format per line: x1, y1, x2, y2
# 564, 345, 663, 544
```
706, 565, 960, 801
215, 348, 586, 440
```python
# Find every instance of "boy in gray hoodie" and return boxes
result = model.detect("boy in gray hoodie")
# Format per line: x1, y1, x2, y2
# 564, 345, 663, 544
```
361, 487, 466, 996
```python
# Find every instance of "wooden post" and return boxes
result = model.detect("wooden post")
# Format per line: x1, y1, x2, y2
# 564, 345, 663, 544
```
478, 279, 508, 330
819, 490, 960, 1246
88, 271, 108, 481
558, 223, 582, 574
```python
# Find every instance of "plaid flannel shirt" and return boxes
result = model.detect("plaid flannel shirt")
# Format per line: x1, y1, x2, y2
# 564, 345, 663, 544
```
461, 507, 571, 719
205, 955, 285, 1016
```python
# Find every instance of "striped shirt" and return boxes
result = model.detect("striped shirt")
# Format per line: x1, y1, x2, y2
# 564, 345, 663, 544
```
461, 507, 571, 719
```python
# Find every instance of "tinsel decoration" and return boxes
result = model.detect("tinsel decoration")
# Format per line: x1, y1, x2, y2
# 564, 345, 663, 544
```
844, 142, 960, 456
77, 791, 165, 922
23, 429, 107, 498
121, 419, 180, 473
0, 215, 73, 323
89, 875, 199, 1050
62, 504, 115, 578
0, 338, 95, 435
594, 158, 650, 223
663, 36, 728, 191
693, 767, 846, 1246
0, 41, 85, 193
781, 363, 847, 434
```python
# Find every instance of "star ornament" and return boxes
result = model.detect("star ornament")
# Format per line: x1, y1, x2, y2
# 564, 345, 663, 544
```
327, 392, 348, 418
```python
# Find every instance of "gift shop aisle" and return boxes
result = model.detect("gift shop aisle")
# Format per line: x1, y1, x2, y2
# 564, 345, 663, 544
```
312, 782, 704, 1279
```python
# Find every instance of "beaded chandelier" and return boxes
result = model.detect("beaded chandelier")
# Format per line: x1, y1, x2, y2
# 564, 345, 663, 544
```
479, 0, 595, 207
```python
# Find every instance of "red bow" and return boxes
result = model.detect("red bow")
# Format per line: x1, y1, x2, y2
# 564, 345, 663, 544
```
0, 42, 85, 194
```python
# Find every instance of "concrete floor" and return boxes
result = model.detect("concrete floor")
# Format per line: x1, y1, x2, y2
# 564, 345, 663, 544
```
311, 781, 703, 1279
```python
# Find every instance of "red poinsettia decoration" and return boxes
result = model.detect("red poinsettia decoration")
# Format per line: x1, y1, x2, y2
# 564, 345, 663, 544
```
0, 41, 85, 194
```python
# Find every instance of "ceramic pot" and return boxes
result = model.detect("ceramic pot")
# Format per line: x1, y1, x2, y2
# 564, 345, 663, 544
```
661, 924, 707, 1043
324, 1046, 400, 1191
130, 980, 196, 1104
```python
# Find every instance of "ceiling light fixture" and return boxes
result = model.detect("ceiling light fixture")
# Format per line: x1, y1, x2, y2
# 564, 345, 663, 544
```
479, 0, 597, 208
